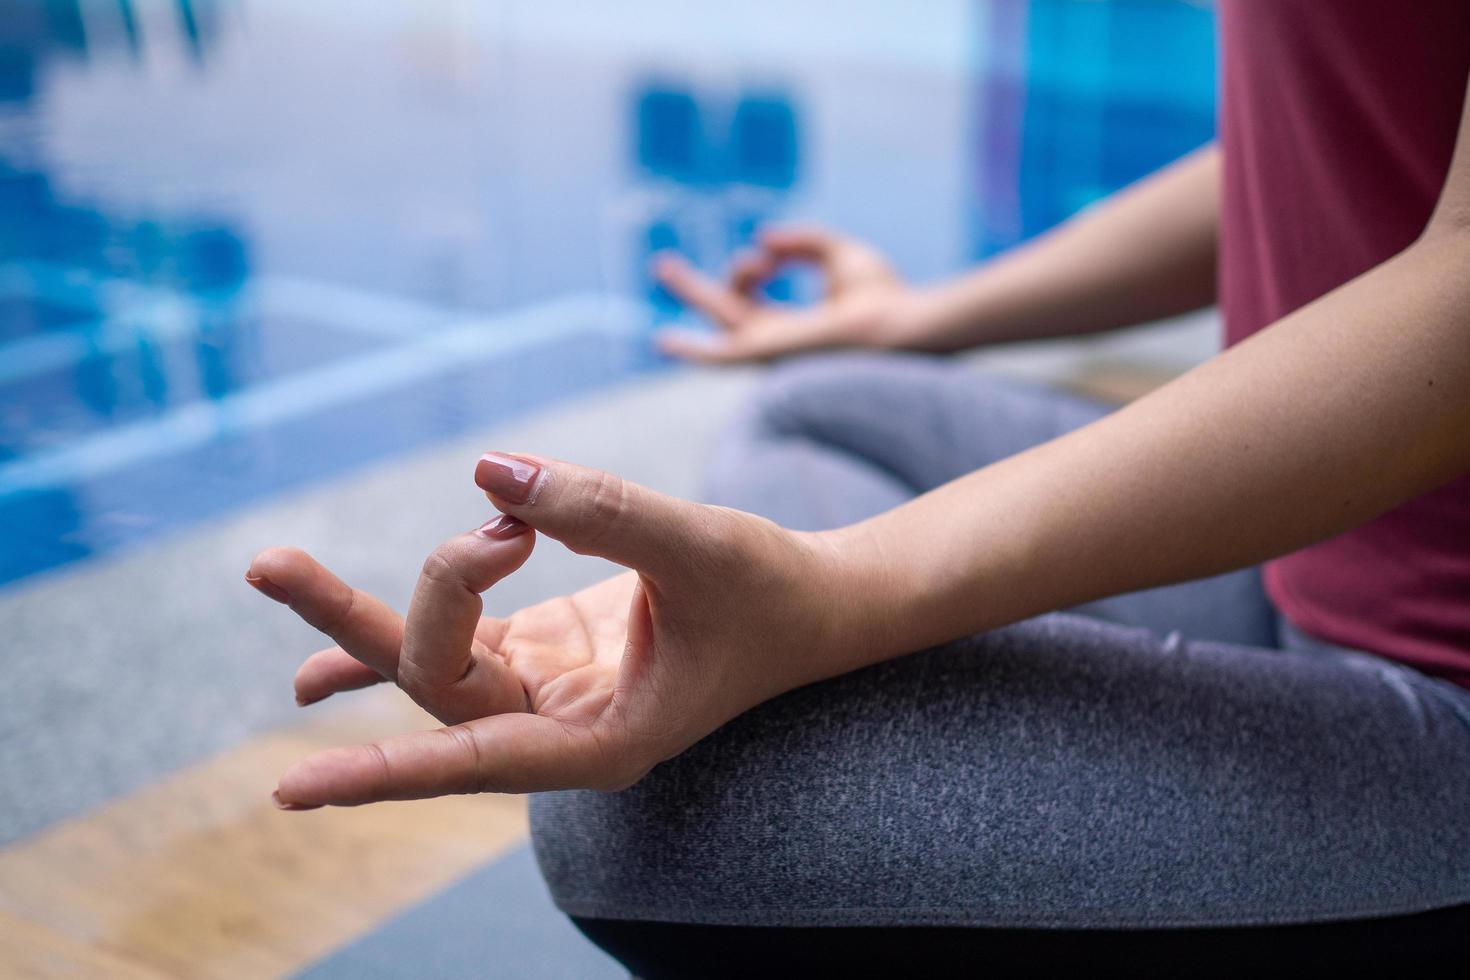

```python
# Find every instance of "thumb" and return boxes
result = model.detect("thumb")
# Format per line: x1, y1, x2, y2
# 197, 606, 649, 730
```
275, 711, 636, 804
473, 452, 704, 576
757, 225, 840, 263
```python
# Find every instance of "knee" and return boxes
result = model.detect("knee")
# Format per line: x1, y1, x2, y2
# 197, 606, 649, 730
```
733, 350, 937, 442
527, 647, 984, 924
527, 706, 796, 922
527, 666, 891, 923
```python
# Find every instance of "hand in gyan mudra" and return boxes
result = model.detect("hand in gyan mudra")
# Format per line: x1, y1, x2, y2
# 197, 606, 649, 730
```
247, 452, 849, 808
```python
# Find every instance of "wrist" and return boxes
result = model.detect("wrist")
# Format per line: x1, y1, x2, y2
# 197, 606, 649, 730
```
795, 523, 915, 681
880, 281, 996, 353
869, 287, 936, 349
803, 484, 1038, 675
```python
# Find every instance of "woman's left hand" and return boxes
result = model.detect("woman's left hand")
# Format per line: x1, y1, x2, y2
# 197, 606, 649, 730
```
247, 452, 864, 807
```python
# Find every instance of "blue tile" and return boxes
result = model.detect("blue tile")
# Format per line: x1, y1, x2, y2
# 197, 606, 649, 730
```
730, 94, 799, 190
0, 314, 392, 455
0, 295, 94, 343
0, 327, 638, 586
635, 84, 705, 184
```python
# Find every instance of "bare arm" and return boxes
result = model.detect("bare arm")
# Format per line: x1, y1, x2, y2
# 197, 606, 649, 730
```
819, 101, 1470, 677
901, 144, 1220, 350
655, 144, 1221, 361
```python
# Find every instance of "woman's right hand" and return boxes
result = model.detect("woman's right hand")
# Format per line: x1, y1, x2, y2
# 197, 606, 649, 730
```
249, 452, 878, 806
654, 226, 918, 363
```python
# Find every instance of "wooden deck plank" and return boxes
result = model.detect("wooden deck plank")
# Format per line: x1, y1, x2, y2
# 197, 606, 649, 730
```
0, 688, 529, 979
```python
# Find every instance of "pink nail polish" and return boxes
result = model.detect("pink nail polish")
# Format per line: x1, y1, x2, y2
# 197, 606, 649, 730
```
245, 571, 290, 604
271, 790, 322, 812
475, 453, 542, 504
475, 514, 531, 540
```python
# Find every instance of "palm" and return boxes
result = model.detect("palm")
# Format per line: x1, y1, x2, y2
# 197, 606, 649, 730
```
483, 572, 636, 724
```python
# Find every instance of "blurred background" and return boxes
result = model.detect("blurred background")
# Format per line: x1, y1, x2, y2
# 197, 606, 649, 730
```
0, 0, 1215, 976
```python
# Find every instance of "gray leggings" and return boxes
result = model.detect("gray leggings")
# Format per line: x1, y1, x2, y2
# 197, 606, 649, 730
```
531, 352, 1470, 928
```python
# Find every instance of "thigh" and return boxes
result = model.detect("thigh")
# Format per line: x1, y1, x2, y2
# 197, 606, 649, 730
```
736, 351, 1113, 491
702, 351, 1110, 529
531, 614, 1470, 930
1073, 564, 1280, 647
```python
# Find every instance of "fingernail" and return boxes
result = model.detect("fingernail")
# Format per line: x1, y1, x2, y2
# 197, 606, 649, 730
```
475, 453, 542, 505
296, 693, 325, 707
245, 571, 290, 604
475, 514, 531, 540
271, 790, 322, 812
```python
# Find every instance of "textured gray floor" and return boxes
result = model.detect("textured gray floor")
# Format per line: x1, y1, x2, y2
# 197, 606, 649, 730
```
0, 311, 1215, 846
0, 367, 756, 845
295, 845, 623, 980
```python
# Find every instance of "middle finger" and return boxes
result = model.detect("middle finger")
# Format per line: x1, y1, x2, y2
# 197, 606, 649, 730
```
248, 546, 406, 678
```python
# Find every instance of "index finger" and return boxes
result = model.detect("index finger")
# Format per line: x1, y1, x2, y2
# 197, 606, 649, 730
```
248, 546, 405, 678
396, 517, 536, 720
756, 225, 839, 263
652, 253, 753, 328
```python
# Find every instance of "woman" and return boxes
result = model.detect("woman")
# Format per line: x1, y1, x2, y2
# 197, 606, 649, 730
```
248, 2, 1470, 973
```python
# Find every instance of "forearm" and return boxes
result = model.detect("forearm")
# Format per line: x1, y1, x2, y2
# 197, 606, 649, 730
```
818, 228, 1470, 677
895, 144, 1221, 352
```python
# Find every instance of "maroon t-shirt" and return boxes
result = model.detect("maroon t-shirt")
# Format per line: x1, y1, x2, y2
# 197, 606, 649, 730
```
1218, 1, 1470, 684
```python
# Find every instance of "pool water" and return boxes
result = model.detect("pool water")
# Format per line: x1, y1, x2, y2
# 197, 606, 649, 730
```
0, 0, 1214, 588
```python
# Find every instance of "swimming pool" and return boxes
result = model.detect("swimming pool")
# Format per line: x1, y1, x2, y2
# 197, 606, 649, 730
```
0, 0, 1214, 588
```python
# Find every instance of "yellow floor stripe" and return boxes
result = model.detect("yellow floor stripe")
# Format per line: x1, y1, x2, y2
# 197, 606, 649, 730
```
0, 688, 529, 979
1064, 362, 1177, 405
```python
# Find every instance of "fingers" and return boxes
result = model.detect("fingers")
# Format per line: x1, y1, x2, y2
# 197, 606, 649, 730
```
657, 304, 839, 364
655, 234, 826, 313
652, 253, 752, 328
274, 713, 626, 805
474, 452, 703, 578
652, 227, 873, 360
295, 646, 386, 705
396, 518, 535, 723
731, 227, 844, 291
756, 225, 840, 263
655, 325, 789, 364
247, 547, 405, 678
759, 226, 894, 289
729, 249, 779, 296
252, 529, 534, 720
